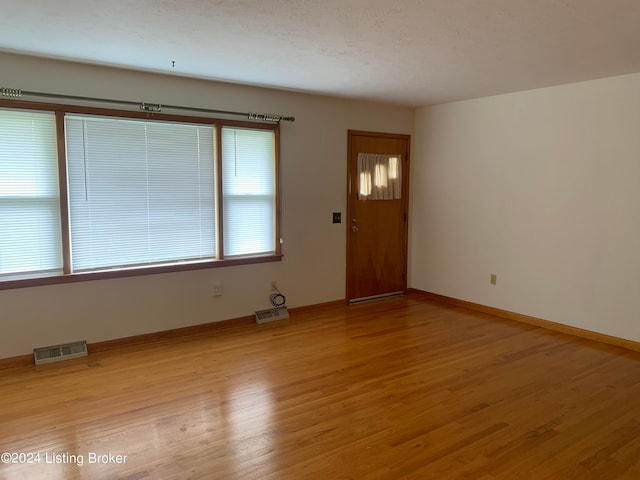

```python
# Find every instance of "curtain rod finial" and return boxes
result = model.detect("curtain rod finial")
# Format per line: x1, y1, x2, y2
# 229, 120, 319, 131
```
1, 87, 22, 98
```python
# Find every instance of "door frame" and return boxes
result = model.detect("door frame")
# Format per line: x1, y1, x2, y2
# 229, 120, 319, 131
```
346, 130, 411, 302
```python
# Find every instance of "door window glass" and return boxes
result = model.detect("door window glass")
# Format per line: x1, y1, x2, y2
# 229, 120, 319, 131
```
357, 153, 402, 200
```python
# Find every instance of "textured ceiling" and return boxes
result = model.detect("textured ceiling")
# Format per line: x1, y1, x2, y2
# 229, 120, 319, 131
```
1, 0, 640, 107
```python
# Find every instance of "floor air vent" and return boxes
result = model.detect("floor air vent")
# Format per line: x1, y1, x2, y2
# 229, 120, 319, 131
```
255, 307, 289, 324
34, 341, 88, 365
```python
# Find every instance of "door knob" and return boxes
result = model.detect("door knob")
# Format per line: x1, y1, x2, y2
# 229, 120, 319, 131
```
351, 219, 359, 232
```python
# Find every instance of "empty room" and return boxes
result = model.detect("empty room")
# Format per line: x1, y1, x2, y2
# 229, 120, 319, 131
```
1, 1, 640, 479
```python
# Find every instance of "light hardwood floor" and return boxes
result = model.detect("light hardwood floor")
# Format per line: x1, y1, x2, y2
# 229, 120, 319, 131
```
1, 294, 640, 479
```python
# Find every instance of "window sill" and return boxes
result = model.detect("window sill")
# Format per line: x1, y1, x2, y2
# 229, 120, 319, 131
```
0, 254, 283, 291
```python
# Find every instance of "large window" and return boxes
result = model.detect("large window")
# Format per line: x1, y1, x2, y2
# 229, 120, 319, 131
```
66, 115, 216, 271
0, 103, 281, 288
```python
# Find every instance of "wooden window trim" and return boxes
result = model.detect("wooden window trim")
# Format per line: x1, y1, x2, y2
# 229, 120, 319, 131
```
0, 255, 283, 291
55, 111, 72, 274
215, 124, 225, 258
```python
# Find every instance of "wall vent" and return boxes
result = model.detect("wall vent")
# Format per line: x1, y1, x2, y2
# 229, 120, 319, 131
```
255, 307, 289, 324
34, 341, 88, 365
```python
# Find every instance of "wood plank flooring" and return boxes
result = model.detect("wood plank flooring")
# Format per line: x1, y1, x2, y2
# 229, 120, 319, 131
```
1, 294, 640, 479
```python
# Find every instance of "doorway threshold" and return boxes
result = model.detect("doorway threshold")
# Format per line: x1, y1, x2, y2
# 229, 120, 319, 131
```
349, 291, 404, 305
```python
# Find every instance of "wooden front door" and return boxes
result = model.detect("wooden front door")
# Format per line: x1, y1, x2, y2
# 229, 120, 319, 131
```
347, 130, 410, 302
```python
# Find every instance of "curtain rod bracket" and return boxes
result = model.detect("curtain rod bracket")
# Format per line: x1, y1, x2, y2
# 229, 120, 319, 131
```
248, 112, 296, 123
140, 102, 162, 113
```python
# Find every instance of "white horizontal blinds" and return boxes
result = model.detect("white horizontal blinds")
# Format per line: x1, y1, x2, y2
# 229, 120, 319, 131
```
0, 109, 62, 276
65, 115, 215, 272
222, 127, 275, 256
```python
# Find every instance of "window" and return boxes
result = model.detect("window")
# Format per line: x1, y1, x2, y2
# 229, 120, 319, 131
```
0, 109, 62, 278
222, 127, 276, 256
0, 103, 281, 288
66, 115, 216, 271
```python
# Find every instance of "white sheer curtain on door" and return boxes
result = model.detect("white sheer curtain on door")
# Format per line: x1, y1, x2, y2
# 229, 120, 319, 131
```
357, 153, 402, 200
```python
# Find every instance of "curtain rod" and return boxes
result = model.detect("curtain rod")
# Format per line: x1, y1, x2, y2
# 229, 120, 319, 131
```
0, 87, 295, 123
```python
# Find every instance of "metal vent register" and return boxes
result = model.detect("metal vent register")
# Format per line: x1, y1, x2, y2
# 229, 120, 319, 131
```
34, 341, 88, 365
255, 307, 289, 324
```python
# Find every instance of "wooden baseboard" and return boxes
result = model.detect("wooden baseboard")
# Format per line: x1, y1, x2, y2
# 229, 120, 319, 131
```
408, 288, 640, 353
0, 354, 34, 371
0, 299, 349, 370
10, 289, 635, 370
288, 299, 347, 315
0, 316, 255, 370
88, 315, 255, 354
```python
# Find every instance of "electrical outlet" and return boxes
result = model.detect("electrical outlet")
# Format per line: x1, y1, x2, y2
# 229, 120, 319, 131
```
213, 282, 223, 297
271, 280, 278, 291
490, 274, 497, 285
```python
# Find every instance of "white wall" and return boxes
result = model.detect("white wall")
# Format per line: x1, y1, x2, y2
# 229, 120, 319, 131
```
0, 52, 413, 359
411, 72, 640, 342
